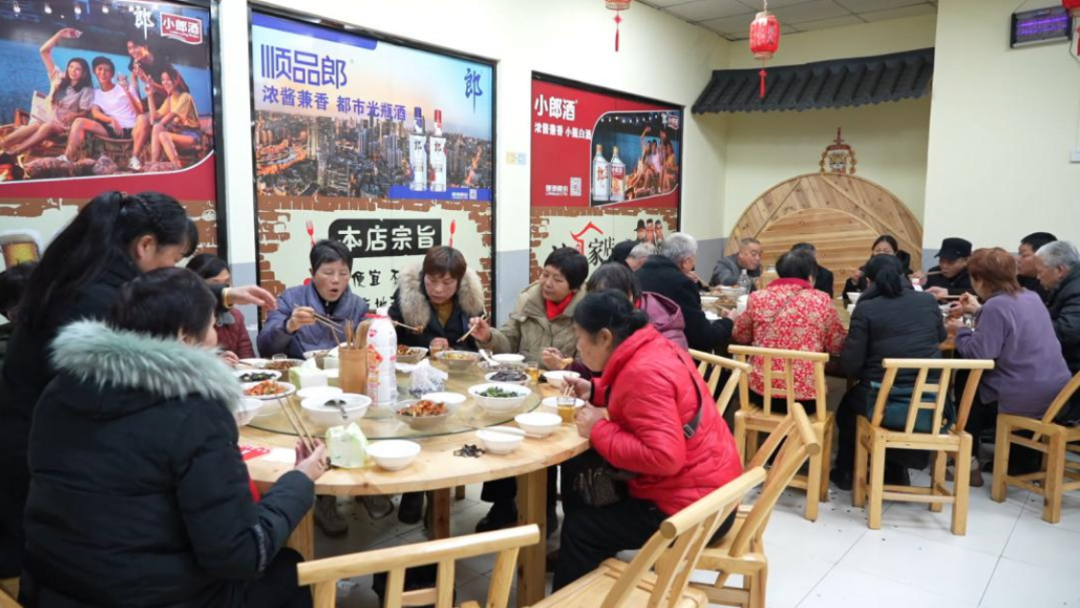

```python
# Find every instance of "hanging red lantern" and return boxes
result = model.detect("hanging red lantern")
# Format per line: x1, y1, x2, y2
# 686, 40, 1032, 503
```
1064, 0, 1080, 17
606, 0, 631, 52
749, 5, 781, 100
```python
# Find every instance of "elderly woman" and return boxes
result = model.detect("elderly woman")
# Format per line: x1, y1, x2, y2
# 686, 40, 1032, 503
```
951, 248, 1072, 482
842, 235, 913, 302
21, 268, 325, 608
552, 291, 742, 590
389, 246, 485, 353
732, 250, 846, 412
187, 254, 255, 363
468, 247, 588, 532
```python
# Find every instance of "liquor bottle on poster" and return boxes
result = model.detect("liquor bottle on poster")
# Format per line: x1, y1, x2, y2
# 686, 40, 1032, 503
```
430, 109, 447, 192
592, 144, 610, 202
609, 146, 626, 202
409, 107, 428, 192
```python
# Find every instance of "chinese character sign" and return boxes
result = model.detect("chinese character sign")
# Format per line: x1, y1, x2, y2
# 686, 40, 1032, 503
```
328, 219, 442, 259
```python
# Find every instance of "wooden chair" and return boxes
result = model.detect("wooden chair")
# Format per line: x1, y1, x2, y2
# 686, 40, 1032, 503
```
728, 345, 832, 522
298, 525, 540, 608
0, 577, 21, 608
689, 349, 751, 419
692, 402, 822, 608
992, 371, 1080, 523
853, 358, 994, 535
528, 467, 768, 608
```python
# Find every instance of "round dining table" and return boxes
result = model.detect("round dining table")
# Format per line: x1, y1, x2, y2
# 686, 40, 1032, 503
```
240, 361, 589, 607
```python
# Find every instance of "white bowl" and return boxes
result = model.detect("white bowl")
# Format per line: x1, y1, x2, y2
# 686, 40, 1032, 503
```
238, 358, 269, 369
492, 353, 526, 365
397, 346, 429, 364
543, 370, 581, 390
233, 369, 281, 383
847, 292, 861, 304
541, 396, 586, 411
419, 392, 467, 413
477, 427, 525, 454
468, 383, 531, 413
485, 370, 529, 386
300, 393, 371, 426
514, 412, 562, 437
241, 381, 297, 401
367, 440, 421, 470
233, 398, 266, 427
847, 304, 856, 315
435, 350, 483, 372
297, 386, 343, 401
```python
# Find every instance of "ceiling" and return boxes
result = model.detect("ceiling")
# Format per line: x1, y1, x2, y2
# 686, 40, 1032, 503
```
637, 0, 938, 41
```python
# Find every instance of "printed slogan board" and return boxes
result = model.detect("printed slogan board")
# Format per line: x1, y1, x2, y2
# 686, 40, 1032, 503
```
251, 11, 495, 312
530, 73, 681, 278
0, 0, 220, 271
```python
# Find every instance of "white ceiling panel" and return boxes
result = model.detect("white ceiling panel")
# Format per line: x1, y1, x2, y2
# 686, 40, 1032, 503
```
859, 3, 936, 21
668, 0, 755, 22
833, 0, 924, 12
795, 14, 867, 31
769, 0, 851, 24
699, 13, 760, 34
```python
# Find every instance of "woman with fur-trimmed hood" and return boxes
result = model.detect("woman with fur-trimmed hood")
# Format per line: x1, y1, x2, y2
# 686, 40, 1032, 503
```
389, 246, 486, 352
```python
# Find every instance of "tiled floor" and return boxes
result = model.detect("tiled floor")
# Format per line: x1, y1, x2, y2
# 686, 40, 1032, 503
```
316, 462, 1080, 607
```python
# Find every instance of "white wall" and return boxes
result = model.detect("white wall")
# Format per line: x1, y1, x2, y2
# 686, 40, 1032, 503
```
923, 0, 1080, 251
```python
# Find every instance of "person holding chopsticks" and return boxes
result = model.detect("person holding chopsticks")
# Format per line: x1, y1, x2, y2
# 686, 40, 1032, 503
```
913, 237, 976, 301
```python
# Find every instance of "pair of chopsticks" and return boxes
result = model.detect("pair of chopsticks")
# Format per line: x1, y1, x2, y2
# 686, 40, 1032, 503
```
392, 320, 424, 334
457, 312, 488, 343
560, 383, 576, 399
342, 319, 372, 351
311, 310, 343, 345
275, 393, 317, 452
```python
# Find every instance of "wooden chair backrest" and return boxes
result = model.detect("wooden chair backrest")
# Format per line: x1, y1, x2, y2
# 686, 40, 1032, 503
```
690, 349, 752, 419
600, 467, 767, 608
296, 525, 540, 608
872, 358, 995, 435
1040, 370, 1080, 425
728, 345, 831, 422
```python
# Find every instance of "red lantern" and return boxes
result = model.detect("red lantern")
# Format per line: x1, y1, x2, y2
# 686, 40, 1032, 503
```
749, 9, 781, 99
1064, 0, 1080, 17
606, 0, 631, 52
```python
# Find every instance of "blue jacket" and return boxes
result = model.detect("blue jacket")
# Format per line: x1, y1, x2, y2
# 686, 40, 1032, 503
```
257, 282, 369, 359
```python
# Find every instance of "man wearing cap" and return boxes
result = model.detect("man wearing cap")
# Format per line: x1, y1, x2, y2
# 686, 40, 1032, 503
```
635, 219, 647, 243
919, 237, 975, 301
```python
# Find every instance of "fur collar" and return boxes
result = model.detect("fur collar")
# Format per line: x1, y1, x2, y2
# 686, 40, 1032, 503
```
397, 263, 485, 328
51, 320, 242, 411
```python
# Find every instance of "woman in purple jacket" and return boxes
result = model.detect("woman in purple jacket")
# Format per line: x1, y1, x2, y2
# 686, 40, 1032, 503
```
950, 248, 1071, 481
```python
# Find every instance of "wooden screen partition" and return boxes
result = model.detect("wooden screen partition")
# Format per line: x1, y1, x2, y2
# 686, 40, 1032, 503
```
726, 173, 923, 296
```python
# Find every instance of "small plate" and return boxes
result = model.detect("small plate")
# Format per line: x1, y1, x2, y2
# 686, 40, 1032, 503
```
241, 381, 297, 401
233, 369, 281, 383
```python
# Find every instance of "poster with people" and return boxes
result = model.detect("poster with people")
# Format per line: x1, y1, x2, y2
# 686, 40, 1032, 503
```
251, 11, 495, 312
530, 74, 681, 278
0, 0, 219, 269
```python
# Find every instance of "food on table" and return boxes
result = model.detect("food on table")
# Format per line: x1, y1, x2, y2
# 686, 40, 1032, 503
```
397, 345, 419, 356
237, 371, 276, 383
398, 400, 449, 417
265, 359, 300, 371
489, 370, 528, 383
453, 443, 485, 458
479, 386, 522, 399
244, 380, 288, 397
441, 351, 476, 361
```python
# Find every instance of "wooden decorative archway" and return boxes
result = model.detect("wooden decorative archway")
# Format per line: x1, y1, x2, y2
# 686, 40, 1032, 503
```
726, 173, 923, 296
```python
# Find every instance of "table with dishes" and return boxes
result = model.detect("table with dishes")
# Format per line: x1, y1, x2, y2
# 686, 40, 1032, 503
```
236, 352, 589, 607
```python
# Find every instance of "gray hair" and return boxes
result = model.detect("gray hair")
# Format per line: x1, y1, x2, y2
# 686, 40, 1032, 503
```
660, 232, 698, 264
1037, 240, 1080, 271
629, 242, 656, 260
739, 237, 761, 249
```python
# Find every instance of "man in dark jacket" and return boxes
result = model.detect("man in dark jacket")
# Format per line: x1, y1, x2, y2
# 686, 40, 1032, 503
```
920, 237, 975, 301
1017, 232, 1057, 303
0, 263, 34, 370
709, 237, 762, 290
637, 232, 734, 353
792, 242, 835, 298
1037, 241, 1080, 422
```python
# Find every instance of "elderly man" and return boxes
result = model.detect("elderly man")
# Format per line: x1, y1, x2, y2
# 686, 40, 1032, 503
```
710, 237, 762, 291
637, 232, 734, 352
1017, 232, 1057, 303
1037, 240, 1080, 423
627, 242, 655, 271
918, 237, 975, 301
791, 242, 834, 298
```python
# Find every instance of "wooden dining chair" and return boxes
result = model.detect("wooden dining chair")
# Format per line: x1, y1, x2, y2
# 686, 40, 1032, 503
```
0, 578, 20, 608
853, 358, 994, 535
992, 370, 1080, 523
727, 345, 832, 522
297, 525, 540, 608
527, 467, 767, 608
692, 402, 822, 608
690, 349, 752, 419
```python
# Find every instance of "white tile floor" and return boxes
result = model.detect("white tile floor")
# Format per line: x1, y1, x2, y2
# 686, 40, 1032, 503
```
316, 462, 1080, 608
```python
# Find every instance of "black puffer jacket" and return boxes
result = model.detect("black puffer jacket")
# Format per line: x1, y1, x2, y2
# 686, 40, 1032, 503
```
21, 321, 313, 608
388, 263, 485, 350
841, 284, 947, 386
1048, 266, 1080, 376
637, 255, 732, 353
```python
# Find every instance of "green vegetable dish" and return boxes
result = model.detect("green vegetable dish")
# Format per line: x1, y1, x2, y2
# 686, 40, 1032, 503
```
480, 386, 521, 399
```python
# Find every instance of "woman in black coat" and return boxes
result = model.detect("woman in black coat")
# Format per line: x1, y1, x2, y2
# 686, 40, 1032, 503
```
832, 255, 947, 490
21, 268, 326, 608
388, 246, 486, 353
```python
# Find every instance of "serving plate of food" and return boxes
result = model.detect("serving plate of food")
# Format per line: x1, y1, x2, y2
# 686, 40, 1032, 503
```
468, 383, 530, 413
485, 370, 529, 386
396, 345, 429, 364
241, 380, 297, 401
395, 398, 453, 430
233, 370, 281, 383
435, 350, 482, 372
264, 358, 304, 372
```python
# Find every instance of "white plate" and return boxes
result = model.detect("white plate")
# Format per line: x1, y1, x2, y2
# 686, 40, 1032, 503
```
419, 392, 467, 413
232, 369, 281, 382
241, 381, 297, 401
238, 358, 269, 369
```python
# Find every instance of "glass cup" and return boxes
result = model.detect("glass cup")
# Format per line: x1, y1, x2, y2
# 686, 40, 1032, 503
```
556, 396, 577, 424
525, 361, 541, 385
271, 354, 287, 361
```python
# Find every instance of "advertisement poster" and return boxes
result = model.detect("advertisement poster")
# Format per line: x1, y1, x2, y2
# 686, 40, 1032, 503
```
0, 0, 219, 270
530, 74, 681, 278
251, 12, 495, 312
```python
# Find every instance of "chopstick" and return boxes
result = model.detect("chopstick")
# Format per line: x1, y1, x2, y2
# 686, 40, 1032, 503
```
393, 320, 424, 334
311, 311, 342, 329
923, 271, 944, 277
457, 312, 488, 343
277, 394, 317, 452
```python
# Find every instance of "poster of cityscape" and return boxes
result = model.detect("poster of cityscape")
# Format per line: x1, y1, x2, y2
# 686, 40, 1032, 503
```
251, 11, 495, 313
530, 73, 681, 279
0, 0, 220, 271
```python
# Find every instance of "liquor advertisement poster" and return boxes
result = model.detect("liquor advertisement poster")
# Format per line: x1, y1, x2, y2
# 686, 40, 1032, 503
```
251, 12, 494, 313
530, 74, 681, 278
0, 0, 219, 270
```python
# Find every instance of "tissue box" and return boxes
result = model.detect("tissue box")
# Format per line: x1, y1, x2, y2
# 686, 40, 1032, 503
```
326, 422, 367, 469
290, 366, 328, 389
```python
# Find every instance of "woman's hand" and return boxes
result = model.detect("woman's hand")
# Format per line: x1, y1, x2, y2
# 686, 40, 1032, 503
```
945, 315, 965, 336
429, 337, 449, 353
926, 286, 948, 301
958, 292, 981, 315
575, 404, 605, 438
58, 28, 81, 39
565, 376, 593, 403
294, 439, 330, 482
542, 347, 565, 370
468, 316, 492, 343
286, 306, 316, 334
218, 350, 239, 367
227, 285, 278, 310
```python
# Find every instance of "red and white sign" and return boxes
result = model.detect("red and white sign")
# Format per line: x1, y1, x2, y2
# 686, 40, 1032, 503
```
161, 12, 203, 45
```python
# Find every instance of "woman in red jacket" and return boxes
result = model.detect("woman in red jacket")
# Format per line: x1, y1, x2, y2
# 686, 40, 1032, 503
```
553, 291, 743, 590
187, 254, 256, 363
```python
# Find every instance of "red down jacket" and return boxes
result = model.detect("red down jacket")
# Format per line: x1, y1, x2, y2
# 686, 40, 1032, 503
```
590, 324, 743, 515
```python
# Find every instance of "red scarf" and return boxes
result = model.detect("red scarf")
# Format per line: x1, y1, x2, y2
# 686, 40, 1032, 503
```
546, 292, 575, 320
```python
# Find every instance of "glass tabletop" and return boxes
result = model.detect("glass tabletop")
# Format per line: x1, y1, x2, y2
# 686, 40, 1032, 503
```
246, 363, 543, 440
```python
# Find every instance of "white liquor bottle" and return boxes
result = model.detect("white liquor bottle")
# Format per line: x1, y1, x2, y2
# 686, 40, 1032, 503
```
429, 109, 447, 192
592, 144, 610, 202
409, 107, 427, 192
609, 146, 626, 203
